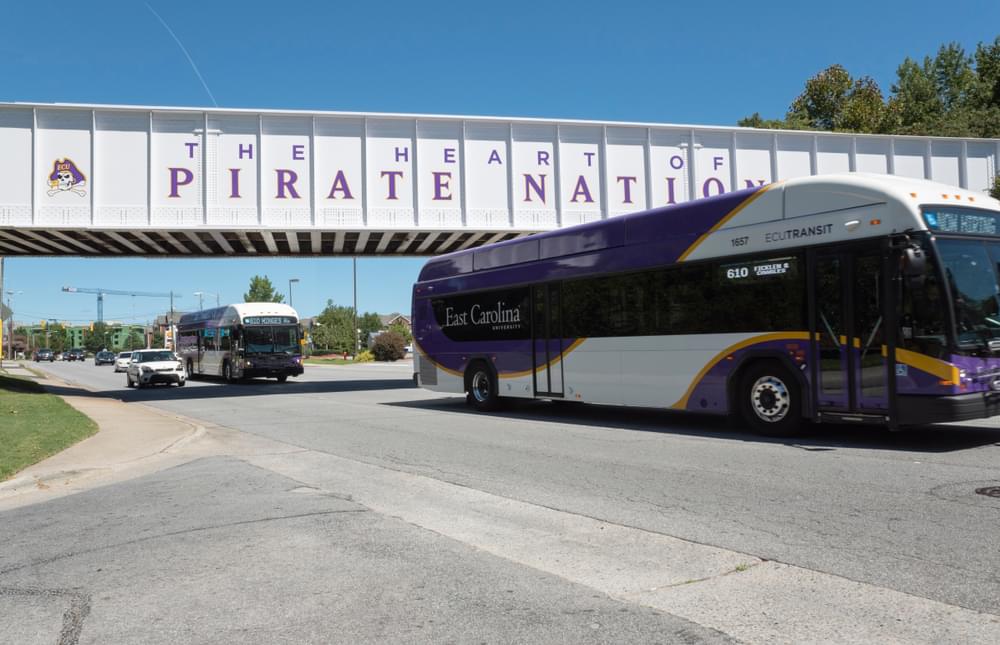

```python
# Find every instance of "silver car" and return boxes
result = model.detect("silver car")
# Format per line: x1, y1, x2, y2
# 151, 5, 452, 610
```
114, 351, 133, 372
126, 349, 187, 388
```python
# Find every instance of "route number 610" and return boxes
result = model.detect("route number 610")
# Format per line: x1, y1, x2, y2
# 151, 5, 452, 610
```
726, 266, 749, 279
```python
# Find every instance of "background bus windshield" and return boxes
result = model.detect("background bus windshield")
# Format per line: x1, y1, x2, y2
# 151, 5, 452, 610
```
244, 325, 300, 354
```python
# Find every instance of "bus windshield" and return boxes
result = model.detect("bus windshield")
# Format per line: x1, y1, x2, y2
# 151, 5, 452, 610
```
244, 325, 300, 355
936, 238, 1000, 354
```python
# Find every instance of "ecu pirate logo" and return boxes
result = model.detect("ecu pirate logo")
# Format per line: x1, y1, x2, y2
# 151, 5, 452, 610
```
47, 158, 87, 197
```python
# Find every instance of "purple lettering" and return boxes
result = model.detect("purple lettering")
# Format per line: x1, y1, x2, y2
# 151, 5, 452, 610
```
432, 172, 452, 200
617, 176, 637, 204
523, 174, 546, 203
292, 144, 305, 161
184, 142, 198, 159
238, 143, 254, 159
744, 179, 768, 188
168, 167, 194, 198
669, 155, 685, 170
444, 148, 456, 164
381, 170, 404, 200
229, 168, 241, 199
703, 177, 725, 197
570, 176, 593, 203
584, 151, 595, 167
665, 177, 678, 205
537, 150, 550, 166
395, 147, 409, 162
326, 170, 354, 199
276, 169, 300, 199
488, 149, 503, 165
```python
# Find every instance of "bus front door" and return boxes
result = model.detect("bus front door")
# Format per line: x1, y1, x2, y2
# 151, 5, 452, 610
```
810, 245, 891, 420
532, 283, 564, 398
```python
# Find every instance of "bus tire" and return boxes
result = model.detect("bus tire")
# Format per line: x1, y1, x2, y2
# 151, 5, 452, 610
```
277, 374, 288, 383
222, 360, 233, 383
465, 361, 500, 412
738, 360, 802, 437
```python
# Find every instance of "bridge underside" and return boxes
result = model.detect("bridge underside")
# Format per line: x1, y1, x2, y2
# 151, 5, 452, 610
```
0, 228, 530, 257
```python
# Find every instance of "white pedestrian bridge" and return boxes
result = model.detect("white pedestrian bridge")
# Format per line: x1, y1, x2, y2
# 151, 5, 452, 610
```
0, 102, 997, 256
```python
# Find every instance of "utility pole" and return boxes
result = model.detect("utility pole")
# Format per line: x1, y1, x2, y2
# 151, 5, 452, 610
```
353, 257, 358, 356
288, 278, 299, 308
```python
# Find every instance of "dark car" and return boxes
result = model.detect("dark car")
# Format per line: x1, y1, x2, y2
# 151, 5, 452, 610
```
33, 348, 55, 362
66, 348, 85, 361
95, 350, 115, 366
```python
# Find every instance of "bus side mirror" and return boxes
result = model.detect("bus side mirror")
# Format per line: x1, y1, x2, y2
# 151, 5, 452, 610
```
902, 246, 926, 290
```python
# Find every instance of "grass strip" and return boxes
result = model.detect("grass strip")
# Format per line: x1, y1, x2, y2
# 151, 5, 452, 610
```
0, 374, 98, 480
304, 357, 355, 365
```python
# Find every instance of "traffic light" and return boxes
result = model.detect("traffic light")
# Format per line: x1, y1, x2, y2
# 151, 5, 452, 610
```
89, 322, 94, 332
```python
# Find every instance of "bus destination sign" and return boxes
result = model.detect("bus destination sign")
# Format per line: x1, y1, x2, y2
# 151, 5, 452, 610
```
924, 208, 1000, 236
243, 316, 297, 325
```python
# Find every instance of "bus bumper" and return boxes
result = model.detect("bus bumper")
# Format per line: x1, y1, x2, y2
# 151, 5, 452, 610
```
242, 365, 304, 378
897, 392, 1000, 425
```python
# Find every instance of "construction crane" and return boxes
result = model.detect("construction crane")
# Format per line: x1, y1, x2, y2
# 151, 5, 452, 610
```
61, 286, 179, 324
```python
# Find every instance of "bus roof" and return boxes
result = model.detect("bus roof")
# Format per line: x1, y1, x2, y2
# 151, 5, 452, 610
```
417, 173, 1000, 285
178, 302, 299, 326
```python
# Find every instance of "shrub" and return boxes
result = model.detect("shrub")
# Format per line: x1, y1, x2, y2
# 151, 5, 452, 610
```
355, 350, 374, 363
371, 331, 406, 361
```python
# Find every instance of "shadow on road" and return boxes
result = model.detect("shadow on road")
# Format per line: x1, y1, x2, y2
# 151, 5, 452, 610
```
384, 397, 1000, 453
41, 377, 416, 403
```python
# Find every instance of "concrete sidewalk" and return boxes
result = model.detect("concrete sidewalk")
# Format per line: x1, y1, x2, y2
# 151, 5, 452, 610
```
0, 364, 203, 511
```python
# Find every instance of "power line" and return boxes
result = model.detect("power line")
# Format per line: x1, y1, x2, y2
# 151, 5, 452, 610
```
145, 3, 219, 107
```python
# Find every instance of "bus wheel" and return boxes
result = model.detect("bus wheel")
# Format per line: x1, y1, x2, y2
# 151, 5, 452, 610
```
277, 374, 288, 383
222, 361, 233, 383
739, 361, 802, 437
465, 361, 500, 411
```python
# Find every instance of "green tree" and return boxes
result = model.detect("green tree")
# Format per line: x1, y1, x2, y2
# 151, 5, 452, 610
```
358, 312, 383, 349
84, 322, 110, 353
787, 64, 854, 130
990, 176, 1000, 201
47, 325, 67, 353
243, 275, 284, 303
737, 36, 1000, 138
737, 112, 796, 129
387, 320, 412, 344
311, 300, 355, 354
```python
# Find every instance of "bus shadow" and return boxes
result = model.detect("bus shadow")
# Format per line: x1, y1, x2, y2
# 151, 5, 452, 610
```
383, 397, 1000, 453
42, 378, 416, 403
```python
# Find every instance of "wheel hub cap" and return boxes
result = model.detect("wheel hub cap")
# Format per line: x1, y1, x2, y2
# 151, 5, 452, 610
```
751, 375, 790, 423
472, 371, 490, 402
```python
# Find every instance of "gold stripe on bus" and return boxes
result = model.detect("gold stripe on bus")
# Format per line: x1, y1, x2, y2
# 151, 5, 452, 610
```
670, 331, 811, 410
894, 347, 959, 383
677, 183, 781, 262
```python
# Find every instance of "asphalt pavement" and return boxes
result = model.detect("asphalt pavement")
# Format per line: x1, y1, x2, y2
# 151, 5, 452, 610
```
3, 358, 999, 643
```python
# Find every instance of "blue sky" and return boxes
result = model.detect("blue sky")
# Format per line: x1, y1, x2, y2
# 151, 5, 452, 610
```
1, 0, 998, 324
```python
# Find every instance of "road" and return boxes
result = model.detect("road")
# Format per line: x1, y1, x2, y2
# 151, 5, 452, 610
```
3, 358, 1000, 643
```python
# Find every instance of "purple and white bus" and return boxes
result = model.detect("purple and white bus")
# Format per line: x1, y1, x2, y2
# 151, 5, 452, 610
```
177, 303, 304, 383
412, 173, 1000, 435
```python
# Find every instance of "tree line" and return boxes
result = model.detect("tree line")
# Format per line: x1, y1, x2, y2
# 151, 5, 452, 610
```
739, 36, 1000, 198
